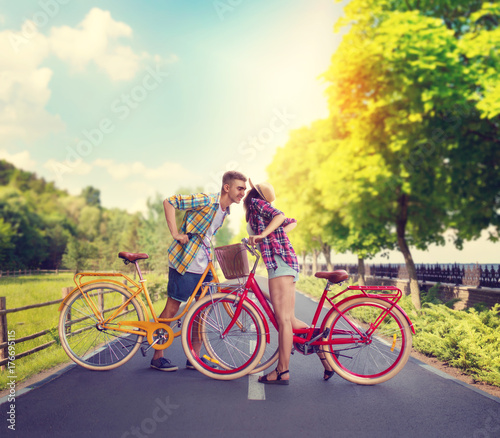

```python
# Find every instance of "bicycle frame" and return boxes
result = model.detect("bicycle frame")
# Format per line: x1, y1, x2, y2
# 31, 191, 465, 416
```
58, 245, 222, 348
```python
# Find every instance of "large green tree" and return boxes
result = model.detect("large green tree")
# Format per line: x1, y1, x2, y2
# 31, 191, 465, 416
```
318, 0, 499, 308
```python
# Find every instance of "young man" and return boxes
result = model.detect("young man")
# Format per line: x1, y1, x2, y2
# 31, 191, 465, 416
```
150, 170, 247, 371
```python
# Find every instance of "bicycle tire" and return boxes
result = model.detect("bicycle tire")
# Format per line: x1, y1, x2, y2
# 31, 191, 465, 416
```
181, 293, 266, 380
322, 297, 412, 385
58, 282, 145, 371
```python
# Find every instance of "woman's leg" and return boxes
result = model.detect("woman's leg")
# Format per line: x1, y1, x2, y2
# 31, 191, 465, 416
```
289, 287, 309, 330
266, 277, 307, 330
261, 275, 295, 381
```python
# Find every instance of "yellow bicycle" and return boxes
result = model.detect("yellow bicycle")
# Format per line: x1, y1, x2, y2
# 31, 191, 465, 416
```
58, 249, 219, 371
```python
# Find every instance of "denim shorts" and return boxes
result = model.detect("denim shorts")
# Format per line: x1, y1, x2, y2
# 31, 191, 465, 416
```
167, 268, 213, 302
267, 254, 299, 283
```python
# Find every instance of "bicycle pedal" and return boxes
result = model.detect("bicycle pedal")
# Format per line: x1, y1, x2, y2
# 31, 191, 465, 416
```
141, 346, 148, 357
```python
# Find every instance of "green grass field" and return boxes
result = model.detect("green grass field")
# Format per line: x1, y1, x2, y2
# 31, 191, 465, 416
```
0, 272, 169, 391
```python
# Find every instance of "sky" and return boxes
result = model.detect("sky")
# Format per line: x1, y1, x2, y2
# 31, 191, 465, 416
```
0, 0, 497, 265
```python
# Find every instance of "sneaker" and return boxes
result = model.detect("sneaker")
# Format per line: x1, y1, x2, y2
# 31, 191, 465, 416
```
150, 357, 178, 372
186, 357, 216, 370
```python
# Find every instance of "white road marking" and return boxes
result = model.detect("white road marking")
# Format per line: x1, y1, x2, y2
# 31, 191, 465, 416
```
248, 339, 265, 400
248, 372, 265, 400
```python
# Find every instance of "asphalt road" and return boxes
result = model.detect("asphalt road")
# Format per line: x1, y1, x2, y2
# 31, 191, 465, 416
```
1, 293, 499, 438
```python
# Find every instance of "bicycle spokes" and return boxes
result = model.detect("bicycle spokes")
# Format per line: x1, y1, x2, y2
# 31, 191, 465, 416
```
325, 297, 412, 384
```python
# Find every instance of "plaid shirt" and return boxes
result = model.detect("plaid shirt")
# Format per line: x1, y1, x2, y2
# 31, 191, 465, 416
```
167, 192, 228, 274
248, 198, 299, 272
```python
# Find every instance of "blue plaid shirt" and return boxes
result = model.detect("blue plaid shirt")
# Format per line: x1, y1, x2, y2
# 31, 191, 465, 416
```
247, 198, 298, 272
167, 192, 228, 274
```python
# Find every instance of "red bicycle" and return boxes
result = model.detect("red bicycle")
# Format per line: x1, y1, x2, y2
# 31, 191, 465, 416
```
181, 239, 415, 384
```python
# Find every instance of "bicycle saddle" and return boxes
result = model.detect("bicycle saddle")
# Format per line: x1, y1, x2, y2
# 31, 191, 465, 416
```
315, 270, 348, 284
118, 252, 149, 262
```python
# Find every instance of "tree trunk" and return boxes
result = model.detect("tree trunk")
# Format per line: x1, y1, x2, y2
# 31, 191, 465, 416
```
301, 252, 307, 275
357, 256, 366, 286
312, 249, 319, 274
321, 242, 333, 271
396, 193, 421, 310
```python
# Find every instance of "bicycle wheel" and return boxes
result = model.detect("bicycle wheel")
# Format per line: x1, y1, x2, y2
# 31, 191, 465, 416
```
58, 283, 145, 370
181, 293, 266, 380
322, 297, 412, 385
198, 288, 278, 374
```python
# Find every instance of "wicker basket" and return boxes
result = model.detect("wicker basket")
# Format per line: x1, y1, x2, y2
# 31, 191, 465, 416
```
214, 243, 250, 279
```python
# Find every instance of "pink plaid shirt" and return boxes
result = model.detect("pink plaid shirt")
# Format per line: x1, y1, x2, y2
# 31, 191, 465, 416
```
247, 198, 299, 272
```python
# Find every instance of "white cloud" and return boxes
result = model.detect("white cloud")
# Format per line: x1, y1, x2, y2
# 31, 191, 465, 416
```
0, 149, 37, 171
44, 157, 93, 178
49, 8, 152, 81
0, 24, 64, 142
0, 7, 176, 159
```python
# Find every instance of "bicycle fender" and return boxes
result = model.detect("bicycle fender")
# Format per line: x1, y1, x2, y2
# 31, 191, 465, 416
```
58, 287, 79, 311
322, 294, 415, 334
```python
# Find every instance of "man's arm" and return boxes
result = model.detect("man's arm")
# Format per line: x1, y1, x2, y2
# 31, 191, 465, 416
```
163, 199, 189, 244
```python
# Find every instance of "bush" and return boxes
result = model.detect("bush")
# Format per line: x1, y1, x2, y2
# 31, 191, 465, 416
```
409, 303, 500, 386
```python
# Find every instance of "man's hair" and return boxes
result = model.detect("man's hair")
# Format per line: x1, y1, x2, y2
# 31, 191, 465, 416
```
221, 171, 247, 191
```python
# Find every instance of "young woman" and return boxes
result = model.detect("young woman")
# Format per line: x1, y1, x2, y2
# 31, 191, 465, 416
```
244, 180, 334, 384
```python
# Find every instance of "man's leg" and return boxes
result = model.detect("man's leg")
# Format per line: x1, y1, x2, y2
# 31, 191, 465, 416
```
152, 297, 181, 361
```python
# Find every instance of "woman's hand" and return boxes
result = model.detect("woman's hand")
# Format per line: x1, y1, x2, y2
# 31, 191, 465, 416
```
248, 235, 265, 246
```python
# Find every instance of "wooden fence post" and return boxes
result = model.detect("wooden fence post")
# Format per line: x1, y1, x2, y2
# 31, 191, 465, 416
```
62, 287, 72, 335
0, 297, 7, 371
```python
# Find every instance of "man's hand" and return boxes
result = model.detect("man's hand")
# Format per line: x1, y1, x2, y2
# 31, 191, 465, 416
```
174, 233, 190, 245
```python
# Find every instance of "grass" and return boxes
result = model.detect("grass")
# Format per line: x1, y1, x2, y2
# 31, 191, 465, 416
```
0, 272, 169, 391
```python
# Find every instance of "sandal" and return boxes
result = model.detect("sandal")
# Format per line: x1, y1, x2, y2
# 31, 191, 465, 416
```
320, 358, 335, 381
258, 368, 290, 385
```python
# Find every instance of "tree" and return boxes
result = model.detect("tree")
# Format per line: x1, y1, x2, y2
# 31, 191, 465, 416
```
81, 186, 101, 207
0, 217, 14, 265
268, 118, 394, 280
319, 0, 500, 308
268, 121, 338, 269
62, 237, 98, 273
138, 193, 173, 272
0, 187, 49, 269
